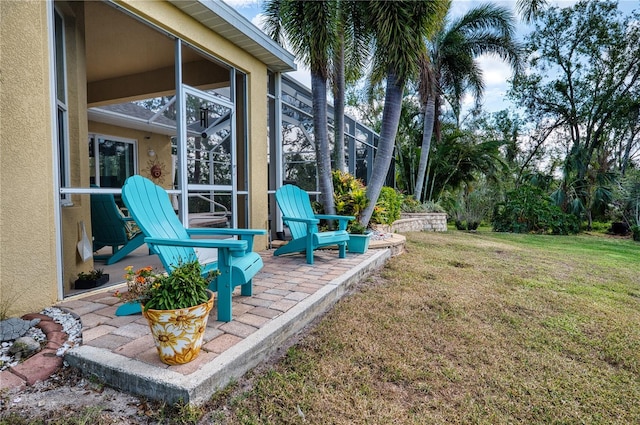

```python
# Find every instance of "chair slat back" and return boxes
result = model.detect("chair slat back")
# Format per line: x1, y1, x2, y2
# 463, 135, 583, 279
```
275, 185, 318, 240
122, 176, 197, 271
90, 192, 128, 247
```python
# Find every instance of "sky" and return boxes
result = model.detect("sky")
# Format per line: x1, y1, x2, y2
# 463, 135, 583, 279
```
224, 0, 638, 116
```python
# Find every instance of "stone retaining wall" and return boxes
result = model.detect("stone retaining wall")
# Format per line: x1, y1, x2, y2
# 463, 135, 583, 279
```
389, 213, 448, 233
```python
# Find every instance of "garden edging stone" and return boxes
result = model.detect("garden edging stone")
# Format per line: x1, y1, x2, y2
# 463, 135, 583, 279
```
0, 313, 71, 390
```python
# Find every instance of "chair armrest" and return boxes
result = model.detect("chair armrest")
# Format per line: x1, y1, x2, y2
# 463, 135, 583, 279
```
282, 216, 320, 225
315, 214, 356, 231
144, 237, 248, 253
186, 228, 267, 237
186, 228, 266, 252
315, 214, 356, 222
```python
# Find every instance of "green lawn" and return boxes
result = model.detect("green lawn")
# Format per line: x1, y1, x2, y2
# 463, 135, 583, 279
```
220, 231, 640, 424
3, 231, 638, 424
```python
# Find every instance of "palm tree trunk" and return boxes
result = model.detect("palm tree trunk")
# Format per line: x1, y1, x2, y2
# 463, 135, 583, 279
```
360, 72, 404, 226
312, 71, 336, 215
414, 95, 435, 202
334, 36, 347, 172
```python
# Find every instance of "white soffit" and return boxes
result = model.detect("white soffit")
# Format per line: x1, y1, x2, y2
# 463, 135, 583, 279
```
170, 0, 296, 73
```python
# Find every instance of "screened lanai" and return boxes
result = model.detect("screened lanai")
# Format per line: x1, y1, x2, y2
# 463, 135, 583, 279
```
54, 0, 380, 298
87, 73, 382, 258
267, 74, 382, 240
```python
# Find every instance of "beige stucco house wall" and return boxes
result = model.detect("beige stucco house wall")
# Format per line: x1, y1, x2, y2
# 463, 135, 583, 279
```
1, 1, 60, 317
0, 0, 294, 318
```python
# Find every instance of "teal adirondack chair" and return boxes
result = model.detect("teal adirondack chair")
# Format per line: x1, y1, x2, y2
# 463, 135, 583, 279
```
274, 184, 355, 265
115, 175, 266, 322
91, 190, 146, 265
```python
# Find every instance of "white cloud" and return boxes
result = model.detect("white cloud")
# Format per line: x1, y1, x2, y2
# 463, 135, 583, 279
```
223, 0, 262, 8
250, 13, 264, 29
477, 55, 516, 92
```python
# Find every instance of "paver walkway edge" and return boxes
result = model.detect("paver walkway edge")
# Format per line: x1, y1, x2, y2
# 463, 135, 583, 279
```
64, 249, 391, 404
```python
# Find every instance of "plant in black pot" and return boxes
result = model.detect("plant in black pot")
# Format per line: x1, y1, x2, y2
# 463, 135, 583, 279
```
74, 268, 109, 289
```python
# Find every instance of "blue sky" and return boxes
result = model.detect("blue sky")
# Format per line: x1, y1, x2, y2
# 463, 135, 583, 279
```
225, 0, 638, 116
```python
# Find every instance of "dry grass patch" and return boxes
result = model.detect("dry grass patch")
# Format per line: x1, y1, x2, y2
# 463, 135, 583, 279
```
225, 231, 640, 424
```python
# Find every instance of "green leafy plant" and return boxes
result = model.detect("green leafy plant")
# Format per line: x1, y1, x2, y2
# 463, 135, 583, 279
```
332, 170, 369, 233
371, 186, 402, 225
492, 185, 580, 235
76, 269, 104, 280
401, 196, 447, 213
348, 221, 367, 235
450, 188, 490, 231
632, 225, 640, 242
117, 259, 219, 311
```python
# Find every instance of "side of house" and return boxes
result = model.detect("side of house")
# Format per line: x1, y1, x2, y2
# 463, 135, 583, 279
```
0, 0, 295, 317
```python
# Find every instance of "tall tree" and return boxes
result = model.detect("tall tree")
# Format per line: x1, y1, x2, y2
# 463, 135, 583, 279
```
415, 3, 522, 202
332, 1, 370, 172
393, 93, 424, 195
427, 124, 507, 202
509, 1, 640, 224
360, 0, 448, 226
610, 94, 640, 176
263, 0, 338, 214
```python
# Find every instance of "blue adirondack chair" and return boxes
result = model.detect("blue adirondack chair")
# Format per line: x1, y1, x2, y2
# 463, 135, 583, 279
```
115, 175, 266, 322
274, 184, 355, 265
91, 190, 146, 265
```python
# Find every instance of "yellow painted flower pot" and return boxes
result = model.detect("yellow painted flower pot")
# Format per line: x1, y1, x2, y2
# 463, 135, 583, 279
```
142, 290, 214, 365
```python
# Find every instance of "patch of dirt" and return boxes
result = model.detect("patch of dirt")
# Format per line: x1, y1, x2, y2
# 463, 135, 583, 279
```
1, 367, 150, 423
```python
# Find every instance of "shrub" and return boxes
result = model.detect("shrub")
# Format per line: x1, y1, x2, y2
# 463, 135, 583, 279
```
632, 225, 640, 242
401, 196, 422, 212
371, 186, 402, 225
332, 170, 369, 232
492, 185, 580, 235
401, 196, 447, 214
450, 189, 490, 232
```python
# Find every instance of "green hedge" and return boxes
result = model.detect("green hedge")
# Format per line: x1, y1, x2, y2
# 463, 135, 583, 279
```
492, 185, 579, 235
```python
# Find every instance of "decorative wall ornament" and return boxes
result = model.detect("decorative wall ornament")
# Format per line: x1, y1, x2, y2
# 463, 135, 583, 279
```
145, 158, 168, 184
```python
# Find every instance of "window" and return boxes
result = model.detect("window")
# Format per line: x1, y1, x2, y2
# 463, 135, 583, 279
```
89, 135, 137, 188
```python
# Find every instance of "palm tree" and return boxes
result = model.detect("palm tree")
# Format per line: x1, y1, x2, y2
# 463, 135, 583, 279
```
263, 0, 338, 214
516, 0, 548, 23
427, 126, 508, 201
359, 0, 448, 226
332, 1, 370, 172
414, 4, 522, 202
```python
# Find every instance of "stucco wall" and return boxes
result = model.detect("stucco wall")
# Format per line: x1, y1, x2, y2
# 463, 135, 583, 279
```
248, 75, 270, 245
0, 2, 59, 316
60, 1, 93, 293
1, 0, 274, 317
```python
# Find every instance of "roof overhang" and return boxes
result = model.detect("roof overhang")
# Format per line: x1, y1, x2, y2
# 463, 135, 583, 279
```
169, 0, 297, 73
88, 107, 178, 137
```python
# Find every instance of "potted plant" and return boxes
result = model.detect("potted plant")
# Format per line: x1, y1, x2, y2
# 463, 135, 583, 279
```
116, 259, 219, 365
74, 269, 109, 289
346, 221, 372, 254
332, 171, 372, 253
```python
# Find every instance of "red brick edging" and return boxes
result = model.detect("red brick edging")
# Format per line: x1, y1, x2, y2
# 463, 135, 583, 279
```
0, 313, 70, 390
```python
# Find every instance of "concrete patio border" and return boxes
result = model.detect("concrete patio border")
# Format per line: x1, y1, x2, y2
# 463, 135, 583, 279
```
64, 248, 391, 404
